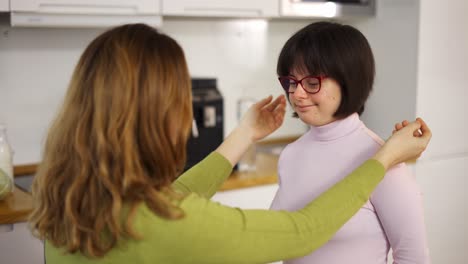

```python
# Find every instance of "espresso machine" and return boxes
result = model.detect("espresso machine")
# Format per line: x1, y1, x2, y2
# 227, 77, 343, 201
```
184, 78, 224, 171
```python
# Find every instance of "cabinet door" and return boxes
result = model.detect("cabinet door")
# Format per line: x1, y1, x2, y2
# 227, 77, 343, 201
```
212, 185, 281, 264
415, 157, 468, 264
162, 0, 279, 18
212, 184, 278, 209
11, 0, 160, 15
0, 0, 8, 11
0, 222, 44, 264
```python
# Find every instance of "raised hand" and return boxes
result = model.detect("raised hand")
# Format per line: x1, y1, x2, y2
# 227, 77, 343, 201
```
216, 95, 287, 166
238, 95, 287, 142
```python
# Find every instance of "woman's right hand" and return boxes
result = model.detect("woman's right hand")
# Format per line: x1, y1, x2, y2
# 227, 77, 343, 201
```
373, 118, 432, 170
216, 95, 286, 166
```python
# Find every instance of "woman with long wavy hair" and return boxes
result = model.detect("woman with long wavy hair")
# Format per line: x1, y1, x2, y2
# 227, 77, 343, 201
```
29, 23, 431, 264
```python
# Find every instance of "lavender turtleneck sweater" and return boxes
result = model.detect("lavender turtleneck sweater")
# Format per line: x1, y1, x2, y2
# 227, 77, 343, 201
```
270, 113, 431, 264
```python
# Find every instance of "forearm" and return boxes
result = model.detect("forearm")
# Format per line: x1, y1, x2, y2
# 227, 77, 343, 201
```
290, 159, 385, 248
172, 152, 232, 198
215, 126, 254, 167
184, 159, 386, 263
372, 149, 392, 171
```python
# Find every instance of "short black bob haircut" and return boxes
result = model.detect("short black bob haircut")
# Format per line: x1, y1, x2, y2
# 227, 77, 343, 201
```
277, 21, 375, 118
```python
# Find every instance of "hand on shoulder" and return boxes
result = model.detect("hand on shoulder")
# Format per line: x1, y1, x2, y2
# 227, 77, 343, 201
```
373, 118, 431, 170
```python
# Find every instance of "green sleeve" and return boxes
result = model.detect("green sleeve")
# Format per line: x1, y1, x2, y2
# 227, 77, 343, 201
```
171, 152, 232, 198
138, 159, 385, 264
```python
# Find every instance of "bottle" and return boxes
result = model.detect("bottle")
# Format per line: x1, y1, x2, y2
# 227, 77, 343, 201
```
237, 97, 257, 172
0, 124, 14, 199
0, 168, 12, 200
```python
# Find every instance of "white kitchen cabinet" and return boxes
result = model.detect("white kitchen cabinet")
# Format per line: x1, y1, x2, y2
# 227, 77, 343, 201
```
9, 0, 162, 27
212, 184, 278, 209
279, 0, 375, 18
212, 184, 282, 264
0, 222, 44, 264
415, 157, 468, 264
162, 0, 279, 18
0, 0, 8, 12
11, 0, 160, 15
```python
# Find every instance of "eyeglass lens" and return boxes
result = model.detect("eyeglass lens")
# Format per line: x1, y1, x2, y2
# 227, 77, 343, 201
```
280, 77, 320, 93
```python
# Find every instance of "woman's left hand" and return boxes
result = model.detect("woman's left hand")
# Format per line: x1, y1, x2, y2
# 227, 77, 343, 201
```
239, 95, 287, 142
393, 119, 423, 137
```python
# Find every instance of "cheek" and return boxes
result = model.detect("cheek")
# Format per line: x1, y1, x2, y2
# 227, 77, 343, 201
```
323, 91, 342, 111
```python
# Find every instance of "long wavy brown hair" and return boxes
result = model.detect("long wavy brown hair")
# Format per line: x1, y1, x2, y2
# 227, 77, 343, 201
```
29, 24, 193, 257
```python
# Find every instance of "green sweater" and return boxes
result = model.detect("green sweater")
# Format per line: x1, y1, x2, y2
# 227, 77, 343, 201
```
46, 152, 384, 264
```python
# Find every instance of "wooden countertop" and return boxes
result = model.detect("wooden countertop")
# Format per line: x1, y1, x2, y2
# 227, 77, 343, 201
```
1, 155, 279, 225
0, 186, 33, 224
1, 136, 297, 225
220, 151, 279, 191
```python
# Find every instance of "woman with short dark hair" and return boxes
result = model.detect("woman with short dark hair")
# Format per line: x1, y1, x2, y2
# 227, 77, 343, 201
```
272, 21, 431, 264
29, 23, 431, 264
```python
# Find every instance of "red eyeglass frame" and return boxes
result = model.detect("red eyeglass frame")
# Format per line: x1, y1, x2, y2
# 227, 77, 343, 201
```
278, 75, 327, 94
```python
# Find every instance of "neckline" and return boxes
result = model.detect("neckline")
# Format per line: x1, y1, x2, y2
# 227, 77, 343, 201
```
308, 113, 361, 142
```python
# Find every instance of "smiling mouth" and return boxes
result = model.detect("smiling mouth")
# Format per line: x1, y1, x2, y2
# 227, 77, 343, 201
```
295, 104, 317, 111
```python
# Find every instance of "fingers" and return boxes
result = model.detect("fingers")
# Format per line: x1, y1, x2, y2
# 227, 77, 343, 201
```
404, 121, 422, 133
416, 117, 432, 140
267, 95, 286, 125
393, 119, 420, 136
255, 95, 273, 109
398, 120, 422, 136
273, 102, 286, 126
274, 111, 285, 126
394, 120, 408, 131
394, 120, 421, 138
395, 118, 430, 138
264, 95, 286, 112
395, 123, 403, 131
416, 117, 430, 135
255, 95, 286, 112
392, 117, 432, 145
393, 122, 403, 134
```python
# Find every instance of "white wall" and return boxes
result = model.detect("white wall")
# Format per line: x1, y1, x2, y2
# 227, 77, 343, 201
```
0, 0, 421, 165
0, 0, 422, 165
0, 0, 8, 12
2, 1, 466, 261
415, 1, 468, 263
162, 18, 309, 140
416, 157, 468, 264
0, 16, 310, 165
416, 0, 468, 159
356, 0, 420, 138
0, 23, 102, 164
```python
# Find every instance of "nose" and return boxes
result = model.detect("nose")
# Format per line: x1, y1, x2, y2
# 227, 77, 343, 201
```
291, 83, 308, 99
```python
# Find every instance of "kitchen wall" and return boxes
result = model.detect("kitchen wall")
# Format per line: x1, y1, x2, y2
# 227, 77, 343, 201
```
356, 0, 419, 138
1, 0, 466, 262
0, 0, 419, 165
415, 0, 468, 263
0, 17, 306, 164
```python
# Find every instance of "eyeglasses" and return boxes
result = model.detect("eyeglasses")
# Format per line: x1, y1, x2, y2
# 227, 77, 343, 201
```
278, 76, 327, 94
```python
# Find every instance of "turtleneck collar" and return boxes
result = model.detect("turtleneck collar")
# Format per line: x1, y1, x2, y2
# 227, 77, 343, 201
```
307, 113, 362, 142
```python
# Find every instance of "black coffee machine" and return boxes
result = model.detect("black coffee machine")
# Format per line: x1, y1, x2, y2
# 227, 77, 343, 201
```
184, 78, 224, 171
